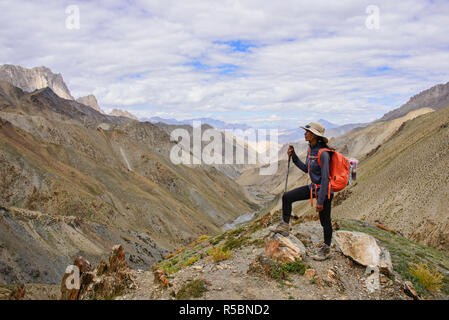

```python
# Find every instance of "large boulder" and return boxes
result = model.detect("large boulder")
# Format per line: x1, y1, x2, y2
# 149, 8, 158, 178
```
265, 232, 306, 262
334, 231, 393, 275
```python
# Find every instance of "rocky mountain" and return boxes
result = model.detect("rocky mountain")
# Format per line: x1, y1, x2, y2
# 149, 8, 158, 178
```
0, 81, 263, 286
0, 65, 74, 100
76, 94, 105, 114
110, 108, 139, 121
152, 121, 263, 183
331, 107, 434, 159
380, 81, 449, 121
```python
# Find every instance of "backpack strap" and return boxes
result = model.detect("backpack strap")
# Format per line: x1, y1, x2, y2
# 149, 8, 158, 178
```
307, 147, 332, 206
316, 148, 333, 168
316, 148, 333, 202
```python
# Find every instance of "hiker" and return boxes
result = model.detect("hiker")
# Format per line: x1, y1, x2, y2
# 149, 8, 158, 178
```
273, 122, 334, 261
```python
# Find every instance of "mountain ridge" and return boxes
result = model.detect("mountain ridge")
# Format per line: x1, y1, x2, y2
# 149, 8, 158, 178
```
0, 64, 74, 100
380, 81, 449, 122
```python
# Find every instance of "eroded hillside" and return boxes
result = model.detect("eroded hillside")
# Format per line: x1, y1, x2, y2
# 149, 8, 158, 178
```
0, 81, 263, 285
332, 105, 449, 252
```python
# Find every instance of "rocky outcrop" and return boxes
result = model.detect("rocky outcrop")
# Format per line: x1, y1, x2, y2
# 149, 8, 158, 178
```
76, 94, 105, 114
61, 245, 136, 300
0, 64, 73, 100
109, 109, 139, 121
334, 231, 393, 275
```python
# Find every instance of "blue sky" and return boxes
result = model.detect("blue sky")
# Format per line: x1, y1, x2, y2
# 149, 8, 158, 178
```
1, 0, 449, 129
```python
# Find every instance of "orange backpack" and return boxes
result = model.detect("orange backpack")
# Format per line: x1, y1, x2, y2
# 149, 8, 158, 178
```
307, 147, 351, 207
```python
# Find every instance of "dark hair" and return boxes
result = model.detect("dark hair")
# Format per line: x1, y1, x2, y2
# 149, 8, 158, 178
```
317, 136, 335, 151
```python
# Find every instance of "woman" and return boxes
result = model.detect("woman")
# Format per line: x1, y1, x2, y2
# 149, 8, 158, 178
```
272, 122, 334, 261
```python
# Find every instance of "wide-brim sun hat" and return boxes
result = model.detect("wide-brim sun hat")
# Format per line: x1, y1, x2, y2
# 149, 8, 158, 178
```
300, 122, 329, 143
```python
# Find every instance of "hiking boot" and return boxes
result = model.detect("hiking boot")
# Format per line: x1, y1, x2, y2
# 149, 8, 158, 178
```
312, 243, 331, 261
270, 221, 290, 236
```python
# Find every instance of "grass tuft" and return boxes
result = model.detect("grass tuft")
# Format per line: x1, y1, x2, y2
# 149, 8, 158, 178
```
183, 255, 200, 267
175, 279, 208, 300
197, 235, 210, 243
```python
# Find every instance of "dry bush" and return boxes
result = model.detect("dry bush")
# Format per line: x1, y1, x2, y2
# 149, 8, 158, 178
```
207, 246, 231, 262
409, 262, 444, 292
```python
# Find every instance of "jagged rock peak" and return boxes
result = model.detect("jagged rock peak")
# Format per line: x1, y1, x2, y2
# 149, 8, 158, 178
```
109, 108, 139, 121
76, 94, 105, 114
0, 64, 74, 100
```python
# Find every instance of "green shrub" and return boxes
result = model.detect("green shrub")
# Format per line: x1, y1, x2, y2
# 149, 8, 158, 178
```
175, 280, 208, 300
282, 259, 306, 275
223, 236, 250, 251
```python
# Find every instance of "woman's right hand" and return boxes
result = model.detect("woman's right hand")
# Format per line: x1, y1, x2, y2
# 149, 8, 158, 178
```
287, 145, 294, 159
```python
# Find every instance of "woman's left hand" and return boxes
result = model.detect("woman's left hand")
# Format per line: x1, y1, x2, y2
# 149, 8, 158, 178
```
316, 204, 324, 212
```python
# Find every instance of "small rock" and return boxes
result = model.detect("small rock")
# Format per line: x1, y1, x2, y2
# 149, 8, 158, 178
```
325, 267, 345, 292
154, 269, 171, 289
332, 220, 341, 230
305, 268, 316, 280
327, 268, 337, 281
403, 281, 420, 300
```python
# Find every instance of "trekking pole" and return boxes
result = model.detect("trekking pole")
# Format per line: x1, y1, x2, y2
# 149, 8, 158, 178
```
284, 145, 292, 193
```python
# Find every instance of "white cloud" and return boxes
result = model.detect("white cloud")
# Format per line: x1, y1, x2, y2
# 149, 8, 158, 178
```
1, 0, 449, 129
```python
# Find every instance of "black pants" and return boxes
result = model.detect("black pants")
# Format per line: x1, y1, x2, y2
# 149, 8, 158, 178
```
282, 185, 333, 246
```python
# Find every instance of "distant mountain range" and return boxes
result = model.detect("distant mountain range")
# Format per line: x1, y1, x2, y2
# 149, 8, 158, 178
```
276, 119, 367, 144
3, 63, 448, 134
142, 116, 252, 131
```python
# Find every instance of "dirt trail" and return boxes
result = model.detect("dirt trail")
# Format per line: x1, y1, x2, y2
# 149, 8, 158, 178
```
117, 220, 414, 300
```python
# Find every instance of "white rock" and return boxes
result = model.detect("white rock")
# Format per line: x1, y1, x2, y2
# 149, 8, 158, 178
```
334, 231, 393, 275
